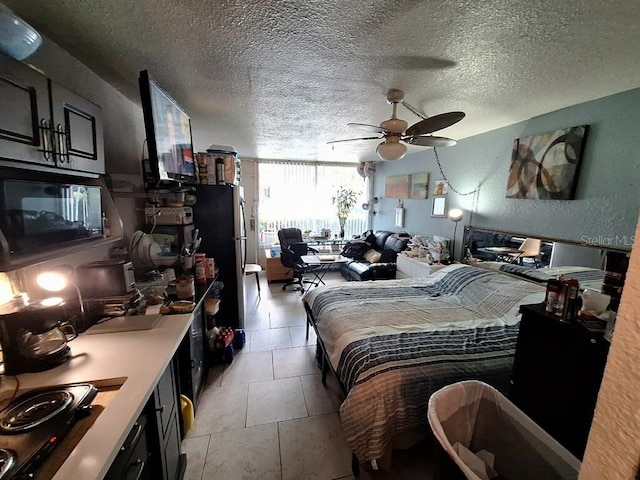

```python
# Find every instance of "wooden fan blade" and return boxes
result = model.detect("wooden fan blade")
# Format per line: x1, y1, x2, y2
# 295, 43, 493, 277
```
348, 123, 387, 134
327, 136, 382, 144
405, 111, 465, 136
403, 135, 457, 147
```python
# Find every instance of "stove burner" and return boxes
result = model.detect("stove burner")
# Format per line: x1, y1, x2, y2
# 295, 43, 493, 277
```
0, 449, 16, 478
0, 391, 73, 433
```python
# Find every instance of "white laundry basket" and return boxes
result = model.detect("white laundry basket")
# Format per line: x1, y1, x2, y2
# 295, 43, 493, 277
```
427, 380, 581, 480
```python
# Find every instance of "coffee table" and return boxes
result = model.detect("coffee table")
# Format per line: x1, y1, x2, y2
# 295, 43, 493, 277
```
300, 254, 349, 292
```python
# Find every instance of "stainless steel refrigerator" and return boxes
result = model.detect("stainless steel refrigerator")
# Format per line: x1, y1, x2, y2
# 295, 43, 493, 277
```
193, 184, 246, 329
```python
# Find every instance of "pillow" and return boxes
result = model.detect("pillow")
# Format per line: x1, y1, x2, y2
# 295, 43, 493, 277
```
363, 249, 382, 263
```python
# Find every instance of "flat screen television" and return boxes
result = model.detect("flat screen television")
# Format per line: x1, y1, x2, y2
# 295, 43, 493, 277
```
139, 70, 196, 186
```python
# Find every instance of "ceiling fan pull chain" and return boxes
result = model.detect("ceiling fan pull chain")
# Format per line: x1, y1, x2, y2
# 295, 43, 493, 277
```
401, 100, 428, 120
433, 147, 477, 198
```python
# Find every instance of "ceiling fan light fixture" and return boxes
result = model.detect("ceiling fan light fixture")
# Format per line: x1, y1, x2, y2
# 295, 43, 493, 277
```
376, 141, 407, 161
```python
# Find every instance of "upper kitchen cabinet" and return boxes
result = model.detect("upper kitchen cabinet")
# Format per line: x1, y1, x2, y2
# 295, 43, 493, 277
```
0, 52, 105, 177
49, 81, 105, 175
0, 51, 53, 168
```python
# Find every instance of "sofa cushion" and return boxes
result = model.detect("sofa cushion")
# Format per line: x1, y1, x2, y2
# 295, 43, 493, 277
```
384, 233, 411, 253
372, 230, 392, 250
363, 249, 382, 263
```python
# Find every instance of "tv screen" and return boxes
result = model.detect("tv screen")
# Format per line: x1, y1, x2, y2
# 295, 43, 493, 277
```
139, 70, 196, 185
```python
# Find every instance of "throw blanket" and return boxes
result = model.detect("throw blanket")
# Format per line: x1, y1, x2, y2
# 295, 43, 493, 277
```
304, 264, 545, 463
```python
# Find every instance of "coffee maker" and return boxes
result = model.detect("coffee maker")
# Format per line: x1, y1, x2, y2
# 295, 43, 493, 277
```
0, 299, 77, 375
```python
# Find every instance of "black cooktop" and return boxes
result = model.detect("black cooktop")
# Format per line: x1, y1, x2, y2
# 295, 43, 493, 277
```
0, 383, 97, 480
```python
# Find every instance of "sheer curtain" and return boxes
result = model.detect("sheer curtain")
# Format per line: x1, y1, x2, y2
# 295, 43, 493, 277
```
258, 161, 370, 247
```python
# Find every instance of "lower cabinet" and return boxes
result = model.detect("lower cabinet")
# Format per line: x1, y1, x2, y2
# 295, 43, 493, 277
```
147, 359, 186, 480
104, 411, 151, 480
178, 305, 205, 410
106, 359, 185, 480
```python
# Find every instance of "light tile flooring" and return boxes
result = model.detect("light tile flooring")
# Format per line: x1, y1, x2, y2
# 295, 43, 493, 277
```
182, 272, 435, 480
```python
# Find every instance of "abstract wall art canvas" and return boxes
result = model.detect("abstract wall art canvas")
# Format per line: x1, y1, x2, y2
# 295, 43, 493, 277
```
506, 125, 589, 200
409, 172, 429, 199
385, 174, 410, 198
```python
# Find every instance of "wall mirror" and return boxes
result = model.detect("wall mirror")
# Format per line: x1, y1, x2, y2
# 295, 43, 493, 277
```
431, 196, 447, 217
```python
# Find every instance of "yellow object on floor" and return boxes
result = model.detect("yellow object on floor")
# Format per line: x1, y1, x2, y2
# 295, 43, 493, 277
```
180, 394, 195, 434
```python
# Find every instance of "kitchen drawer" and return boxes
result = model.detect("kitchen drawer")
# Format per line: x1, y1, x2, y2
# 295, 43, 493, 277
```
105, 412, 150, 480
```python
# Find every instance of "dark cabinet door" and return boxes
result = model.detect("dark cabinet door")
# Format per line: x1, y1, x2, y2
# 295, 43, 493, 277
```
0, 52, 54, 168
154, 360, 178, 437
178, 307, 205, 414
147, 359, 185, 480
190, 306, 205, 404
510, 303, 610, 459
49, 81, 105, 174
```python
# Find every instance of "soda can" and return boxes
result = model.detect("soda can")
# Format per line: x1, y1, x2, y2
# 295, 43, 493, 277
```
194, 253, 207, 284
206, 258, 216, 278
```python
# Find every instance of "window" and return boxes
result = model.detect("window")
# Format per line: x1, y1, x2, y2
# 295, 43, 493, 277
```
258, 161, 369, 246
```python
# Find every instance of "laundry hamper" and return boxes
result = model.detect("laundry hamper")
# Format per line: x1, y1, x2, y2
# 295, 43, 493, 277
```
427, 380, 581, 480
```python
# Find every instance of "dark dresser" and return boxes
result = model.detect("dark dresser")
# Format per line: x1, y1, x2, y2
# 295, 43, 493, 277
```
509, 303, 610, 459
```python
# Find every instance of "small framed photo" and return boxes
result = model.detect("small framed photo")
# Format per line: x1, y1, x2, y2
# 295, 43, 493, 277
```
433, 179, 449, 196
431, 196, 447, 217
395, 208, 405, 227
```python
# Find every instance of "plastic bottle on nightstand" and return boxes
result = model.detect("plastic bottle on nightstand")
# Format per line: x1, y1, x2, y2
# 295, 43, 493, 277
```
545, 275, 563, 314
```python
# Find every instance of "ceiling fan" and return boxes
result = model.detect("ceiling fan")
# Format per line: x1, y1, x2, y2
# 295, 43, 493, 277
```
328, 89, 465, 161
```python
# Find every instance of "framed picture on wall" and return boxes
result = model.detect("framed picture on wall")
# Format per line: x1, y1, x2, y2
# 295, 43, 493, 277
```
395, 207, 405, 227
431, 196, 447, 217
409, 172, 429, 199
385, 175, 410, 198
506, 125, 589, 200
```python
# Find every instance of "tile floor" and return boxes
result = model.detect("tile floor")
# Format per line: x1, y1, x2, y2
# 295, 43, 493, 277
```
181, 271, 435, 480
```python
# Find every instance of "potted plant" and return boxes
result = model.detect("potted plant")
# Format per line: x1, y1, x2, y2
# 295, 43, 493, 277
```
332, 186, 359, 238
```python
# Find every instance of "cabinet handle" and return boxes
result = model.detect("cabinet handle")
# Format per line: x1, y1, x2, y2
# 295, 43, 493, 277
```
126, 458, 146, 480
56, 124, 68, 162
155, 404, 164, 414
120, 421, 143, 453
40, 119, 53, 161
191, 359, 196, 369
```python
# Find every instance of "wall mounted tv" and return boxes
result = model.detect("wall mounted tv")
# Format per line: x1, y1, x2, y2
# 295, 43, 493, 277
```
139, 70, 196, 186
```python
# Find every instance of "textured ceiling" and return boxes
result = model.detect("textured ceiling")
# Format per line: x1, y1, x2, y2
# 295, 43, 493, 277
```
5, 0, 640, 163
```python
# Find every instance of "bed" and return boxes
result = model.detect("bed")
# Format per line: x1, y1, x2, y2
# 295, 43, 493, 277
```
477, 261, 606, 291
303, 263, 546, 466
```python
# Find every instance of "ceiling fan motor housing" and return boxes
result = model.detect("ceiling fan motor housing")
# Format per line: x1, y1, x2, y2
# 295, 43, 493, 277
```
380, 117, 407, 134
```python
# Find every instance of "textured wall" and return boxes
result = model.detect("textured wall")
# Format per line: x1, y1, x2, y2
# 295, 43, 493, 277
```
372, 88, 640, 255
579, 219, 640, 479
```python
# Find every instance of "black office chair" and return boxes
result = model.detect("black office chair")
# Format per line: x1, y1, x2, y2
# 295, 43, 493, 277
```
277, 228, 320, 292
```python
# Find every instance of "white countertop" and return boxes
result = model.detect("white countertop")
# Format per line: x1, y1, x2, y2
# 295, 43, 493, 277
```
5, 312, 193, 480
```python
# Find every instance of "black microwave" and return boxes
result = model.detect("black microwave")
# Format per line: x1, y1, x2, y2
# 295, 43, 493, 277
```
0, 179, 104, 259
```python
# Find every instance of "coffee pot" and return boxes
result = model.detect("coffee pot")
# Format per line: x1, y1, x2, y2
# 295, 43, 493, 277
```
0, 298, 77, 375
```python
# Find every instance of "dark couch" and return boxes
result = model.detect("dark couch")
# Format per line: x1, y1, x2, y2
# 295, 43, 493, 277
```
340, 230, 411, 281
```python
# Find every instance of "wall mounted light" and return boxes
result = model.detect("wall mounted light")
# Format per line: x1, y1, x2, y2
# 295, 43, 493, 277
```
0, 4, 42, 60
447, 208, 464, 262
36, 267, 85, 320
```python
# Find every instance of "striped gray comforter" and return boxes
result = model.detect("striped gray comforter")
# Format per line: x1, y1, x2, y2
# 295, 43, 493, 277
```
304, 264, 545, 463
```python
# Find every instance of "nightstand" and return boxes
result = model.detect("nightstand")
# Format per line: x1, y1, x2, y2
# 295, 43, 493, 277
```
509, 303, 610, 459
